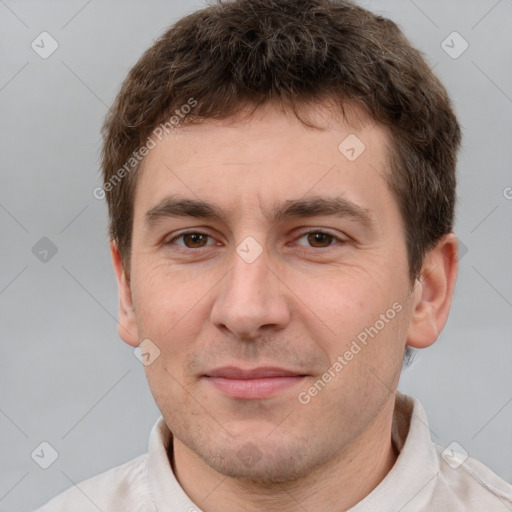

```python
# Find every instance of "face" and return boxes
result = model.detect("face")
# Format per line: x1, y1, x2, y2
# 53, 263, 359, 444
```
116, 102, 420, 483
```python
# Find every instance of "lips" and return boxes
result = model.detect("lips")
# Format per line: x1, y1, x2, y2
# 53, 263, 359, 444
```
205, 366, 306, 379
203, 366, 307, 399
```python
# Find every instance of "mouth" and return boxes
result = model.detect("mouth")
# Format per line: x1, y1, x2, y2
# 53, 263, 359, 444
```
202, 366, 308, 400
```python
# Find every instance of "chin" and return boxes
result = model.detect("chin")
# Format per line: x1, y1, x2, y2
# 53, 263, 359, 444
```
194, 437, 329, 485
207, 454, 313, 484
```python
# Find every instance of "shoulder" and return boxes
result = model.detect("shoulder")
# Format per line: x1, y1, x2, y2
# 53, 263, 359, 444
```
390, 393, 512, 511
34, 453, 156, 512
433, 444, 512, 511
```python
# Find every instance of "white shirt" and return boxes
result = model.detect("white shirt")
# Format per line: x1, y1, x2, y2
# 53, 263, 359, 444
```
35, 392, 512, 511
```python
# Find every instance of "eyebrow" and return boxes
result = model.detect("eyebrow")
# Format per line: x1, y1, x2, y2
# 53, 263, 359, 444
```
145, 195, 376, 230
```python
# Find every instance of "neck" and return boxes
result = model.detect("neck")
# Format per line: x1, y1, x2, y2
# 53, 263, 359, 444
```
171, 396, 399, 512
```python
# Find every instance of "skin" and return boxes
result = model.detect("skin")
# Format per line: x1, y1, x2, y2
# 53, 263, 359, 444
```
111, 101, 458, 512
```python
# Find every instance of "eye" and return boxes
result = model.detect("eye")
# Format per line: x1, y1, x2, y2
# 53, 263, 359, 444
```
165, 229, 346, 252
167, 231, 217, 249
294, 230, 345, 249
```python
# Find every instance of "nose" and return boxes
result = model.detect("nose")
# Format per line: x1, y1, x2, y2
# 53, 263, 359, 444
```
210, 241, 291, 339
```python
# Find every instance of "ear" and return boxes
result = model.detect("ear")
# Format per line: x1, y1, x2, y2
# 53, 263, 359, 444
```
110, 240, 140, 347
406, 233, 459, 349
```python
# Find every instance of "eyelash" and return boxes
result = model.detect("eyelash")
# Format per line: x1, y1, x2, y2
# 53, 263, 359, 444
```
165, 229, 346, 252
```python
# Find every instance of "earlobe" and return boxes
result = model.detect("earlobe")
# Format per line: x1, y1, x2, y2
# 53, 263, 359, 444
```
406, 234, 459, 349
110, 240, 140, 347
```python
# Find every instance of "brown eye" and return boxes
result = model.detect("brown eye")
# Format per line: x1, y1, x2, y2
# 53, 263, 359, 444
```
168, 232, 214, 249
295, 230, 342, 249
182, 233, 208, 248
306, 232, 334, 248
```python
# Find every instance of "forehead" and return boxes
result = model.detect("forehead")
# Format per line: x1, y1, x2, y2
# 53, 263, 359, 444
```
132, 102, 395, 227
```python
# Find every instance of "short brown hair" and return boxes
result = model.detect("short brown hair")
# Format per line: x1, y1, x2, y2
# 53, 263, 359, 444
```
101, 0, 461, 284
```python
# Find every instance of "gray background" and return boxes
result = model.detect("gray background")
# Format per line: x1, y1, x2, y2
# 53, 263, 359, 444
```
0, 0, 511, 510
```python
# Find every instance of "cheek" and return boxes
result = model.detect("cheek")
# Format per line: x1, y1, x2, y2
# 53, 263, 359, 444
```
296, 267, 395, 344
131, 264, 208, 350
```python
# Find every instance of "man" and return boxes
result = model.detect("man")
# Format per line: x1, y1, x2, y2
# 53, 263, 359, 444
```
36, 0, 512, 510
